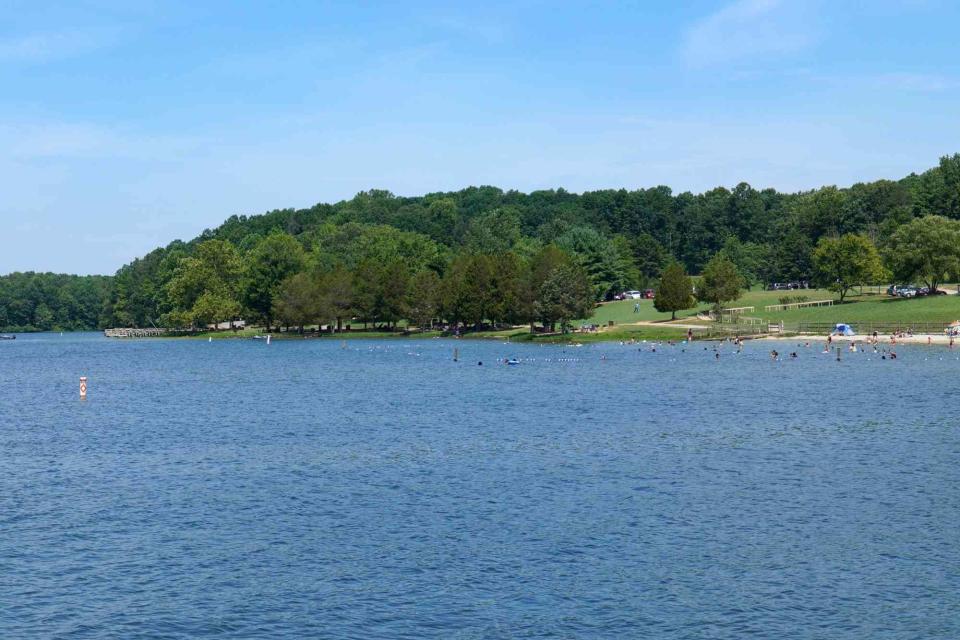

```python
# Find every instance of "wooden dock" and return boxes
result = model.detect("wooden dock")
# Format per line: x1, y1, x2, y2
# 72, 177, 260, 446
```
104, 327, 172, 338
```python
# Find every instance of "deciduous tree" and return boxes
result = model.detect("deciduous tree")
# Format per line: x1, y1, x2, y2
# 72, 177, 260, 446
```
696, 255, 744, 313
884, 215, 960, 292
812, 234, 887, 302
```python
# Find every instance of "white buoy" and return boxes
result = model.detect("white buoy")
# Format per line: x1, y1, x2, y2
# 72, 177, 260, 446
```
208, 337, 212, 343
79, 376, 88, 400
266, 334, 272, 345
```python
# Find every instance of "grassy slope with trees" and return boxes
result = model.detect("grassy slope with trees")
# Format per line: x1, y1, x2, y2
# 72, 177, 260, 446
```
2, 154, 960, 334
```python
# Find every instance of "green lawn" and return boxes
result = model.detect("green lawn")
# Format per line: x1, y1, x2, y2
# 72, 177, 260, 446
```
582, 287, 866, 325
755, 294, 960, 325
493, 324, 689, 343
583, 298, 698, 325
582, 286, 960, 330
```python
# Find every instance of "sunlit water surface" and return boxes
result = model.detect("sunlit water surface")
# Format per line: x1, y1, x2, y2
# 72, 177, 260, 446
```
1, 333, 958, 638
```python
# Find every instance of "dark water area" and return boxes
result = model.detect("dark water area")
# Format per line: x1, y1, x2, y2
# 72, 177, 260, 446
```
2, 333, 958, 638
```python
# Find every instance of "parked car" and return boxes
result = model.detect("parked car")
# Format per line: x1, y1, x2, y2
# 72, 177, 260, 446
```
623, 290, 643, 300
643, 289, 655, 299
898, 287, 918, 298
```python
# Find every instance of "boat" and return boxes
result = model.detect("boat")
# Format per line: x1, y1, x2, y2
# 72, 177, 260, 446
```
506, 358, 520, 365
0, 335, 15, 340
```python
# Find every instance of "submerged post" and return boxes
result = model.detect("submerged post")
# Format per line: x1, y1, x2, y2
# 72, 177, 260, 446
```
454, 348, 459, 362
836, 347, 841, 361
79, 376, 88, 400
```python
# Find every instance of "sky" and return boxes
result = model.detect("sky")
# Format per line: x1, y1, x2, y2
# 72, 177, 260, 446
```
1, 0, 959, 275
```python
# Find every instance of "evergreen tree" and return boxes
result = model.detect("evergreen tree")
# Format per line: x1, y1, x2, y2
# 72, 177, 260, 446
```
654, 261, 695, 320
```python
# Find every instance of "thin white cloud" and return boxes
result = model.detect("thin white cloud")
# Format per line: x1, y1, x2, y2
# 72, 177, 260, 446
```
0, 122, 204, 160
870, 72, 958, 92
0, 30, 116, 63
681, 0, 814, 67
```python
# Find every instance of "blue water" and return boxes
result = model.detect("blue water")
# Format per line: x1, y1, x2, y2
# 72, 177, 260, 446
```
2, 333, 958, 638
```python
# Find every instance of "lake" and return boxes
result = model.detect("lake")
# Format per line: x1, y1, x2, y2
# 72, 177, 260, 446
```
2, 333, 958, 638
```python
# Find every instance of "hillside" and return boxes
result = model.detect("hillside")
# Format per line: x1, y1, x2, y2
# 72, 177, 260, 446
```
1, 154, 959, 332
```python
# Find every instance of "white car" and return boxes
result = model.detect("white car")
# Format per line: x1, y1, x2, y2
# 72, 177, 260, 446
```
623, 290, 643, 299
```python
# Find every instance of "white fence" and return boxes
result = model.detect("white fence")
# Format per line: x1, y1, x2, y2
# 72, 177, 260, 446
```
764, 299, 834, 312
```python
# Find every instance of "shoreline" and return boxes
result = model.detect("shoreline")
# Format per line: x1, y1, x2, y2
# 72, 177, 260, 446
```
6, 328, 959, 347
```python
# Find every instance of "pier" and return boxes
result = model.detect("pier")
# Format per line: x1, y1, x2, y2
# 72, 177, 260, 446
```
104, 327, 173, 338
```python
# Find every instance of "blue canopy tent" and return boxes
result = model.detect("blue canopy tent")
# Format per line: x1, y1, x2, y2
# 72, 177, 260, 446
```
834, 323, 855, 336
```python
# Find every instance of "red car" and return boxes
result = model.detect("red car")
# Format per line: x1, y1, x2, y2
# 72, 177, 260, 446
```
643, 289, 655, 299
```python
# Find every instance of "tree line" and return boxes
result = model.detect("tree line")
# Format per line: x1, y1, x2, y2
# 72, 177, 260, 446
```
2, 154, 959, 332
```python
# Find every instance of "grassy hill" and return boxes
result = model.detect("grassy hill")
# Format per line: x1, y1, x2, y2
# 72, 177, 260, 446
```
582, 286, 960, 330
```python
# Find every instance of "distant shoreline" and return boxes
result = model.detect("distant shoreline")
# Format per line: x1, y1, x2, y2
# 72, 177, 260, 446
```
5, 326, 953, 347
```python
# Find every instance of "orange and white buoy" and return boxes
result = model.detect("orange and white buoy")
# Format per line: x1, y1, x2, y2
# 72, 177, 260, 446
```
79, 376, 88, 400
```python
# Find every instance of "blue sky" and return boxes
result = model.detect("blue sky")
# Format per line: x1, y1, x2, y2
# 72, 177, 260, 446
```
2, 0, 959, 274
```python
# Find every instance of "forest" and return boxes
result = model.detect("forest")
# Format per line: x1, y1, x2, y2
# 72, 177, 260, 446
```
1, 154, 959, 333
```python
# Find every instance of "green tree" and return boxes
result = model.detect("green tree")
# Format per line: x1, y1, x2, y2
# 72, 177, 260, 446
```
241, 232, 306, 330
488, 252, 528, 326
812, 234, 887, 302
884, 215, 960, 292
165, 239, 244, 327
915, 153, 960, 219
463, 208, 522, 254
319, 266, 354, 331
533, 263, 594, 333
654, 261, 695, 320
630, 233, 669, 286
191, 291, 242, 328
795, 186, 849, 240
555, 226, 633, 300
405, 270, 441, 330
696, 254, 744, 314
352, 259, 409, 329
273, 272, 324, 332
